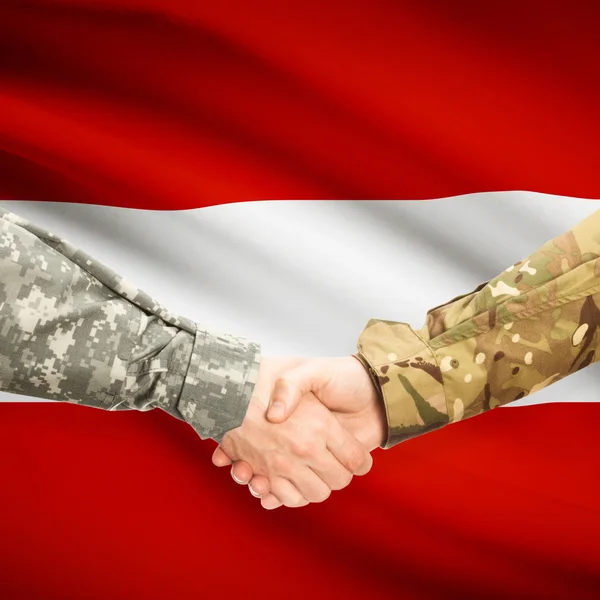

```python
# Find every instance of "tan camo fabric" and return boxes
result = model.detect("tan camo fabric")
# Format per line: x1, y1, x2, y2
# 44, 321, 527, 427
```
0, 206, 260, 442
357, 210, 600, 448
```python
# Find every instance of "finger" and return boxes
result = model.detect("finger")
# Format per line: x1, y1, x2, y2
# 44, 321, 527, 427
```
287, 468, 332, 504
268, 477, 310, 508
327, 423, 373, 477
249, 475, 271, 497
268, 361, 326, 423
230, 461, 254, 484
260, 493, 283, 510
212, 446, 233, 467
310, 454, 353, 492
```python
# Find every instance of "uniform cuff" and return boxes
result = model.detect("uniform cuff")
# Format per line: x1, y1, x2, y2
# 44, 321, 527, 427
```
357, 319, 449, 448
177, 326, 260, 442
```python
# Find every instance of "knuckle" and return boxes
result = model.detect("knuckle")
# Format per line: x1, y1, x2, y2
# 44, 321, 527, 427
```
290, 438, 312, 458
270, 453, 289, 473
309, 417, 327, 436
273, 376, 292, 396
345, 449, 365, 473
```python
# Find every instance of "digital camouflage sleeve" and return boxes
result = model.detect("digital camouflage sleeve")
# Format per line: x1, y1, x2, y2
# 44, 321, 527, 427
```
357, 209, 600, 448
0, 206, 260, 442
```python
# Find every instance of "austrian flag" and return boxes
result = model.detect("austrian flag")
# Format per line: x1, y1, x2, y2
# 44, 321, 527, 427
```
1, 2, 600, 600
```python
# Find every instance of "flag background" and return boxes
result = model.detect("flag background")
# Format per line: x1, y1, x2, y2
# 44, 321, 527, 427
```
1, 2, 600, 598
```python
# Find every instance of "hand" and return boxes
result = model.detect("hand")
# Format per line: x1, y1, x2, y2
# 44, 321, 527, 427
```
214, 357, 374, 508
213, 356, 386, 509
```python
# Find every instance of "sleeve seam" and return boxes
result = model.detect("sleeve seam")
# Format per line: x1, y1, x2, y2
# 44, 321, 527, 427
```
430, 281, 600, 350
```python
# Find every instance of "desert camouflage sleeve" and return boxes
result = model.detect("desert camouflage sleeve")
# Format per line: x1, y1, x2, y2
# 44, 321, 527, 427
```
356, 210, 600, 449
0, 206, 260, 442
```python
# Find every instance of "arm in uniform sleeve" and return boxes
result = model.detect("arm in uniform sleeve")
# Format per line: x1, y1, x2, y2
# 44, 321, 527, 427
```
0, 206, 260, 443
355, 210, 600, 448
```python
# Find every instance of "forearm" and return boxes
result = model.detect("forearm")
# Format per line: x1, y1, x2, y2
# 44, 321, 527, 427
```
357, 210, 600, 448
0, 206, 260, 442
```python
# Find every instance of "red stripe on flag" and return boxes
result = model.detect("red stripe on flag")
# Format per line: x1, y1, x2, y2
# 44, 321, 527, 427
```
1, 1, 599, 208
1, 402, 599, 599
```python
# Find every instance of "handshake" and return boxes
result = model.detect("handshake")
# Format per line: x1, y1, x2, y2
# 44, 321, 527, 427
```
211, 356, 387, 510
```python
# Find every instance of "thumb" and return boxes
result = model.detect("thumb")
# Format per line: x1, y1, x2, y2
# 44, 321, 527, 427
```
267, 361, 326, 423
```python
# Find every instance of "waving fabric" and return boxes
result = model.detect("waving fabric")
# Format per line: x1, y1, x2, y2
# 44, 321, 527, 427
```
1, 2, 600, 599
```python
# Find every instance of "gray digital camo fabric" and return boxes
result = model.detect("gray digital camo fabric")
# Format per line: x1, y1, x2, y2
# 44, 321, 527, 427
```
0, 206, 260, 442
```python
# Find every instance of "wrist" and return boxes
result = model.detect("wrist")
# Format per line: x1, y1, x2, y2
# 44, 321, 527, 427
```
364, 397, 387, 451
350, 354, 387, 450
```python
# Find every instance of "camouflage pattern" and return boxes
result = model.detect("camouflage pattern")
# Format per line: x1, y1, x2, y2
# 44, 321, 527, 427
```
0, 206, 260, 442
357, 210, 600, 449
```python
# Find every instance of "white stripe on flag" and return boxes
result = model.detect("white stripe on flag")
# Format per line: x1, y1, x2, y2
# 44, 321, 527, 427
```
2, 192, 599, 406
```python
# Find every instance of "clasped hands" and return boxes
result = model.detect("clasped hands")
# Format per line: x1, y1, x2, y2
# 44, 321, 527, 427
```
211, 356, 386, 510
